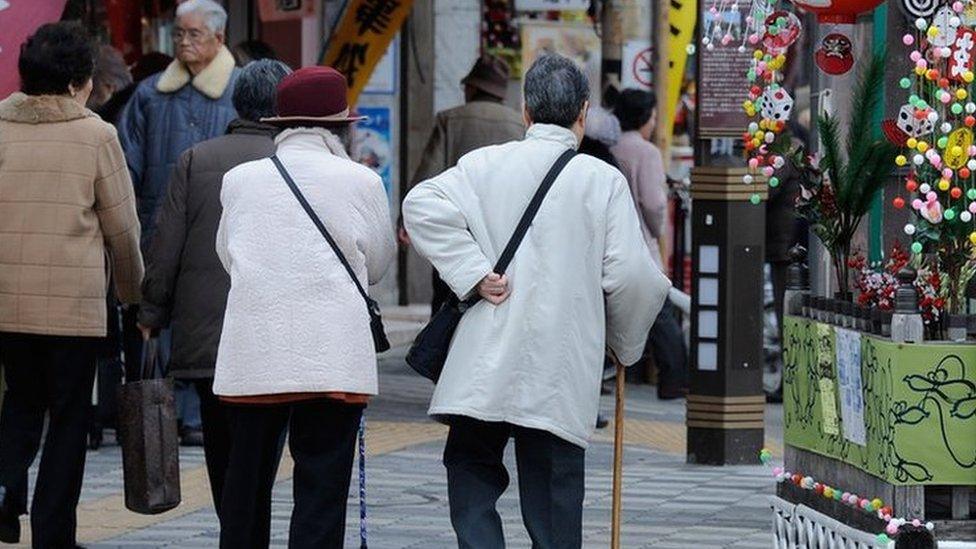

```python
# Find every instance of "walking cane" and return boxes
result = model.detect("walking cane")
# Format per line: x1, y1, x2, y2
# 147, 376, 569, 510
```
610, 353, 625, 549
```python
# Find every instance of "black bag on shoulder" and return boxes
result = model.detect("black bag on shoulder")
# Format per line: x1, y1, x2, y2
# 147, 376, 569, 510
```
271, 155, 391, 353
406, 149, 577, 381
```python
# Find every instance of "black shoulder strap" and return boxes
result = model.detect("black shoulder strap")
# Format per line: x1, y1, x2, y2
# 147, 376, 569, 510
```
270, 155, 373, 307
493, 148, 576, 274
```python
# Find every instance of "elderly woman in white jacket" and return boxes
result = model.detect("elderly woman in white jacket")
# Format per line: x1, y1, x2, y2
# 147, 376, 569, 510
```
213, 67, 395, 548
403, 54, 669, 548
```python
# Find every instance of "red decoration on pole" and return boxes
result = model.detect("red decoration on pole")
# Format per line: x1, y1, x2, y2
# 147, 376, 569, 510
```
792, 0, 885, 24
106, 0, 143, 65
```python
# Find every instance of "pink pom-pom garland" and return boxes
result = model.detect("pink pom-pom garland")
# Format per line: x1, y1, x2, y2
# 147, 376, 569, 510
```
758, 450, 934, 541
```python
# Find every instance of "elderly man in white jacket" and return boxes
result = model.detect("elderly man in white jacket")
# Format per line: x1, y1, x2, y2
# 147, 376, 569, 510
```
403, 54, 669, 548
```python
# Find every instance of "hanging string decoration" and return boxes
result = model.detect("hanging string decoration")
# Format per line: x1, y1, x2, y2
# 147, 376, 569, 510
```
738, 1, 800, 203
888, 1, 976, 261
759, 450, 936, 544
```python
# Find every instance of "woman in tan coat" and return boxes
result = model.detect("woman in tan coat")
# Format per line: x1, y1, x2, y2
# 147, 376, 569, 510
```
0, 23, 143, 546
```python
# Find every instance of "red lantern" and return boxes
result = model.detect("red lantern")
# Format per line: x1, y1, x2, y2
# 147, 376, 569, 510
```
793, 0, 885, 24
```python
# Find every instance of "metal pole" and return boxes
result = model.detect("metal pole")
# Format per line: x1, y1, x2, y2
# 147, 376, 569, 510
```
610, 357, 625, 549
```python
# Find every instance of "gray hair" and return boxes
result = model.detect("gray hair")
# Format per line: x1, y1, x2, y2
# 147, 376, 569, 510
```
92, 45, 132, 93
233, 59, 292, 122
176, 0, 228, 33
523, 54, 589, 128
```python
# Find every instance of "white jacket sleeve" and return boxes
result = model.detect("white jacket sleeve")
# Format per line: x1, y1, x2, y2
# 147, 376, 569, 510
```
602, 176, 671, 366
402, 168, 493, 299
361, 176, 397, 285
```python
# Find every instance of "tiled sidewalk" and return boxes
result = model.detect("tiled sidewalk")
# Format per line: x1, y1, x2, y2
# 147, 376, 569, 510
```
9, 344, 783, 548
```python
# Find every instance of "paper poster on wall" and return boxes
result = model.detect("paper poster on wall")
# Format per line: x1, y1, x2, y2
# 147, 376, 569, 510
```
835, 327, 867, 445
621, 40, 653, 90
363, 37, 398, 95
818, 378, 840, 436
521, 21, 602, 99
353, 106, 393, 199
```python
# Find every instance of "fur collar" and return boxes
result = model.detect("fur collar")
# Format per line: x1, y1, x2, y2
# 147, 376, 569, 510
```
0, 92, 93, 124
156, 46, 236, 99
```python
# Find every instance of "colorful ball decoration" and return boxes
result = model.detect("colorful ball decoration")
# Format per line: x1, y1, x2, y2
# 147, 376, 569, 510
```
739, 2, 800, 202
892, 1, 976, 257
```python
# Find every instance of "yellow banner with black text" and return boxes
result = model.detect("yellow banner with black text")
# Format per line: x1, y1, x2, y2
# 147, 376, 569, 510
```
322, 0, 415, 106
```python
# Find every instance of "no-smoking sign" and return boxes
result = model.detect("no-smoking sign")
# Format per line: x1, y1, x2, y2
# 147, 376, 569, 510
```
622, 41, 654, 90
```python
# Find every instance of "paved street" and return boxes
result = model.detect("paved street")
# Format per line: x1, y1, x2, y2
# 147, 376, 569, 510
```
12, 345, 784, 548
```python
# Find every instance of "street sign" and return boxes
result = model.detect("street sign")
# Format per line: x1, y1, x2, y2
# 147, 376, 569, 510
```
323, 0, 415, 105
621, 40, 653, 90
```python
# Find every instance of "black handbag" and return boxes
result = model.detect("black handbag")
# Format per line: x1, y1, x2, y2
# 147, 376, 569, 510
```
116, 337, 181, 515
406, 149, 577, 381
271, 155, 391, 353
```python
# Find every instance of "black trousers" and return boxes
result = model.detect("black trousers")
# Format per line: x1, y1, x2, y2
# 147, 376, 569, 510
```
0, 333, 98, 548
444, 417, 584, 549
647, 301, 689, 394
220, 399, 363, 549
193, 378, 231, 518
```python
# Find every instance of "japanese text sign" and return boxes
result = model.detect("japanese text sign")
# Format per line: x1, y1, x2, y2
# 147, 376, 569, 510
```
322, 0, 415, 106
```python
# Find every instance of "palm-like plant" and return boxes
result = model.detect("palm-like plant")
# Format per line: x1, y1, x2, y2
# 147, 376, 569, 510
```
796, 52, 897, 298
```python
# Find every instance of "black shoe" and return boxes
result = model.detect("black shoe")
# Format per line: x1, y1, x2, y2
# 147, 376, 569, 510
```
765, 388, 783, 403
658, 387, 688, 401
0, 486, 21, 544
180, 428, 205, 447
595, 415, 609, 429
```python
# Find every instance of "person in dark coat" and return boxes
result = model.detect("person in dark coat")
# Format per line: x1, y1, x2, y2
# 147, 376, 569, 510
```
118, 0, 240, 445
137, 59, 291, 516
400, 54, 525, 313
96, 52, 173, 128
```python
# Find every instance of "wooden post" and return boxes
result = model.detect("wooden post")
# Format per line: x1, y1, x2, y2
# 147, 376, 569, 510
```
611, 358, 626, 549
653, 0, 671, 165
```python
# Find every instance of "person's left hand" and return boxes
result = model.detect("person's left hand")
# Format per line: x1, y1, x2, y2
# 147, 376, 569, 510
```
137, 323, 153, 341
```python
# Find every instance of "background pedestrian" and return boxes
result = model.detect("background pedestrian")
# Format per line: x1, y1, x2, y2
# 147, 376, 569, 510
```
0, 22, 143, 546
400, 53, 525, 313
138, 58, 291, 519
611, 88, 689, 399
118, 0, 240, 446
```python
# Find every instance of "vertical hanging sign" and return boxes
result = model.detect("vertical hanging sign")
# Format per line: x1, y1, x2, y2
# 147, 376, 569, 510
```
323, 0, 416, 106
664, 0, 697, 144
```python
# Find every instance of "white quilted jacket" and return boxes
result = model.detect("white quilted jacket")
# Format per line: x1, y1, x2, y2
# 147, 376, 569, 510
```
213, 128, 395, 397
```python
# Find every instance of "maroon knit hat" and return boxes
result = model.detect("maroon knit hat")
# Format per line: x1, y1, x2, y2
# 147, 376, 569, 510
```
261, 66, 365, 127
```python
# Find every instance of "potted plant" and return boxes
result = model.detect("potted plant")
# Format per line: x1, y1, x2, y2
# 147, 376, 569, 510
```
793, 53, 898, 300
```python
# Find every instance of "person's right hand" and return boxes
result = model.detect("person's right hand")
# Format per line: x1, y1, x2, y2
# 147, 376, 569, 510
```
137, 323, 153, 341
477, 273, 510, 305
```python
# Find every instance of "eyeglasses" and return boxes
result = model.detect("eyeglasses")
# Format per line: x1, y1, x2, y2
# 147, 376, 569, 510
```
172, 28, 212, 44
